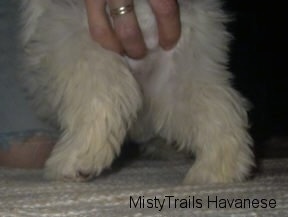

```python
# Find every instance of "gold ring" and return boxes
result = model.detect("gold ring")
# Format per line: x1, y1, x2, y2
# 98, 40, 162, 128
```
110, 3, 134, 17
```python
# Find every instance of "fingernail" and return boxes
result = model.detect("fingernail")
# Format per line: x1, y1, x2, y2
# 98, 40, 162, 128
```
161, 42, 176, 50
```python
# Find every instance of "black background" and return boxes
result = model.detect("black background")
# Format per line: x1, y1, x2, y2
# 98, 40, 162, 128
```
223, 0, 287, 157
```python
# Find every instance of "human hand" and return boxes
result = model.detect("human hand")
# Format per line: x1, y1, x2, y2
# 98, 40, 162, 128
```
84, 0, 181, 59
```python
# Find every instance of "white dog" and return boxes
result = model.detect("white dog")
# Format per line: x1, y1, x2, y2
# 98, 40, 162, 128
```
20, 0, 254, 183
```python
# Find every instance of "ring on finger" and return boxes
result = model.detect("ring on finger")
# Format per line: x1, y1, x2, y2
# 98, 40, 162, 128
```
109, 3, 134, 17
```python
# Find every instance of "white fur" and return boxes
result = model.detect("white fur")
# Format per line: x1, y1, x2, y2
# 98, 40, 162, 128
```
20, 0, 254, 183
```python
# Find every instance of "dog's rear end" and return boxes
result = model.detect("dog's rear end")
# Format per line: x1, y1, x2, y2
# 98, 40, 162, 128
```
20, 0, 254, 183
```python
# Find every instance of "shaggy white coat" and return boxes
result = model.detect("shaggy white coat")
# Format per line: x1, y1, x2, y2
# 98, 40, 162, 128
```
20, 0, 254, 183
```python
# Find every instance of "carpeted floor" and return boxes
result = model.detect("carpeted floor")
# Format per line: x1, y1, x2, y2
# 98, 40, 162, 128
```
0, 158, 288, 217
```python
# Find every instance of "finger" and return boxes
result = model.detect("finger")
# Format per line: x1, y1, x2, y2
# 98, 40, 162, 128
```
107, 0, 147, 59
84, 0, 123, 54
149, 0, 181, 50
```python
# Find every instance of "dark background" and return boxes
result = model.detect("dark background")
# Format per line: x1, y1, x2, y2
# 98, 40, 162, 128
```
224, 0, 287, 157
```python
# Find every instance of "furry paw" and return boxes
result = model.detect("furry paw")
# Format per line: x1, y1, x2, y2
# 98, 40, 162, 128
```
183, 167, 233, 185
183, 160, 250, 185
44, 140, 116, 181
45, 155, 94, 182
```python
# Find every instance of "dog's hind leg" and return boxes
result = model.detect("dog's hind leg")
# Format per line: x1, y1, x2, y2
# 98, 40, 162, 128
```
44, 44, 141, 181
22, 2, 142, 181
141, 1, 255, 184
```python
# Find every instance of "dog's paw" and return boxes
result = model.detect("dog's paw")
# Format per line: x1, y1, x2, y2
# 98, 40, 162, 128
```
44, 142, 115, 182
44, 154, 93, 182
183, 168, 227, 185
183, 163, 243, 185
